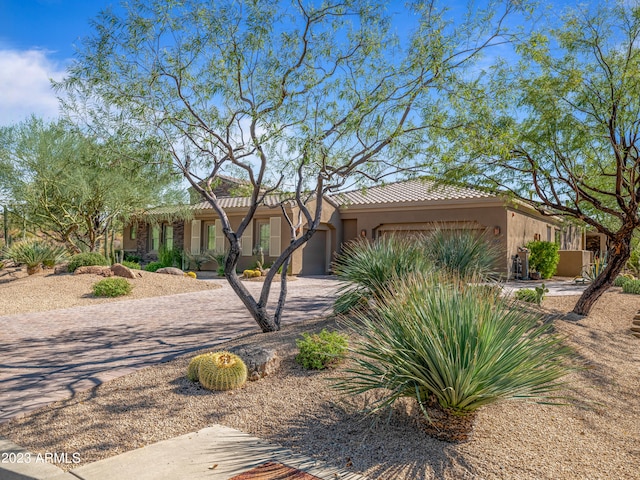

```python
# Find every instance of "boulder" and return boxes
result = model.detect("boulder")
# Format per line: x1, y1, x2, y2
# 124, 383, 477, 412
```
228, 345, 280, 381
54, 263, 69, 274
156, 267, 184, 276
110, 263, 138, 279
74, 266, 113, 276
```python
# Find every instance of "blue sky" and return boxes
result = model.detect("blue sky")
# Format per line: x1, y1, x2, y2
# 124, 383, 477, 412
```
0, 0, 119, 126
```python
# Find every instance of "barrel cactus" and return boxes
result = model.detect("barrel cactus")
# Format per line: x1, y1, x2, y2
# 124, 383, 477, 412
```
198, 352, 248, 391
186, 353, 215, 382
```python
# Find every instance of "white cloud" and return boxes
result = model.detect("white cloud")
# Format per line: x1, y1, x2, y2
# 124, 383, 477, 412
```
0, 49, 66, 126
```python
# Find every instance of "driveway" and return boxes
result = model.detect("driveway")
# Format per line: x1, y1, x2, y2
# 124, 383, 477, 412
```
0, 276, 340, 423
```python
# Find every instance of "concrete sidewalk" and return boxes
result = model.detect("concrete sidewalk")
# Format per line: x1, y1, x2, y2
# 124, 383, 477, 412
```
0, 425, 367, 480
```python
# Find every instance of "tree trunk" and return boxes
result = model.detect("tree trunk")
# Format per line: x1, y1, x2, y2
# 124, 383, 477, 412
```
572, 239, 632, 316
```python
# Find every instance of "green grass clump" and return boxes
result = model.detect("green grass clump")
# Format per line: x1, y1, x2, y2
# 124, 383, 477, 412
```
613, 275, 633, 287
622, 279, 640, 294
121, 260, 141, 270
92, 277, 132, 297
68, 252, 109, 273
337, 272, 575, 433
295, 329, 348, 370
144, 261, 164, 272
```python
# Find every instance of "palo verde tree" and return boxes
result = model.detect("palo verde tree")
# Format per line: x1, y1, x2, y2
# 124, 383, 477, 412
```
454, 1, 640, 315
59, 0, 527, 332
0, 117, 180, 254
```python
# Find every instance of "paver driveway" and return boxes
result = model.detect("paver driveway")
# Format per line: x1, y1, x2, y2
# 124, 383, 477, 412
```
0, 276, 339, 423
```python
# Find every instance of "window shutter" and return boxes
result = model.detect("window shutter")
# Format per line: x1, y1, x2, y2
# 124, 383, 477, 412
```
269, 217, 281, 257
190, 220, 201, 254
215, 220, 225, 253
241, 221, 253, 256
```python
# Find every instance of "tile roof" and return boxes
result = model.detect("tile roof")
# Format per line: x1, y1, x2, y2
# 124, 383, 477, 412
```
329, 179, 495, 207
192, 194, 292, 210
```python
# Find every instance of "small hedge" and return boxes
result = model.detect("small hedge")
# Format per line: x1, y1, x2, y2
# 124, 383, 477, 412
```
92, 277, 132, 297
295, 329, 348, 370
68, 252, 109, 273
526, 241, 560, 279
622, 279, 640, 295
122, 260, 141, 270
613, 275, 633, 287
144, 261, 164, 272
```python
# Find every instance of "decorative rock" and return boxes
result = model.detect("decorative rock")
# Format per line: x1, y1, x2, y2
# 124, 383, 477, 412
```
630, 326, 640, 333
54, 263, 69, 274
633, 319, 640, 327
228, 345, 280, 381
110, 263, 137, 279
156, 267, 184, 276
74, 266, 113, 276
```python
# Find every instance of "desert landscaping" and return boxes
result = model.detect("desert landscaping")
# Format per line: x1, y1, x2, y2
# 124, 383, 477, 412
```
0, 270, 638, 479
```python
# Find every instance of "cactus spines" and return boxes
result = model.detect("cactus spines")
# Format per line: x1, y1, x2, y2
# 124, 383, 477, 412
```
187, 353, 215, 381
198, 351, 248, 391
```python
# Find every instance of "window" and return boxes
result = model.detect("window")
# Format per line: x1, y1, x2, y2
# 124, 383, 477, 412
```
164, 225, 174, 250
207, 224, 216, 250
130, 226, 136, 240
256, 219, 270, 256
151, 226, 160, 252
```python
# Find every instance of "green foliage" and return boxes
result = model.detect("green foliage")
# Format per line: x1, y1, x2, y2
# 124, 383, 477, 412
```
332, 236, 430, 314
67, 252, 109, 273
121, 260, 140, 270
613, 275, 633, 287
123, 253, 142, 264
515, 283, 548, 305
144, 261, 164, 272
627, 250, 640, 277
583, 253, 608, 282
526, 241, 559, 279
2, 239, 67, 272
423, 228, 500, 280
198, 352, 247, 391
158, 244, 182, 268
296, 329, 349, 370
622, 279, 640, 295
337, 273, 574, 418
92, 277, 132, 297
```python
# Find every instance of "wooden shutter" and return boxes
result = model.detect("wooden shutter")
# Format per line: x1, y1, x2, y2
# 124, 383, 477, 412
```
241, 221, 253, 256
269, 216, 281, 257
215, 220, 225, 253
190, 220, 201, 254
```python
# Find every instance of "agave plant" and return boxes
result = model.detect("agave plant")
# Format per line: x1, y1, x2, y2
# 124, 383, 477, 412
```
423, 227, 500, 281
2, 239, 68, 275
337, 272, 575, 442
331, 235, 431, 314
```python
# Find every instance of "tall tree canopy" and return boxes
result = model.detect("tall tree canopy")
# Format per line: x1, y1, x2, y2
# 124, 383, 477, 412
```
451, 0, 640, 315
0, 117, 180, 253
59, 0, 526, 331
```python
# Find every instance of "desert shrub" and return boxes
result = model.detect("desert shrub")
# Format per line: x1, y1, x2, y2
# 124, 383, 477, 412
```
67, 252, 109, 273
622, 279, 640, 295
92, 277, 132, 297
514, 284, 548, 305
526, 241, 560, 279
144, 261, 164, 272
613, 275, 633, 287
423, 228, 500, 280
121, 260, 141, 270
158, 244, 182, 268
2, 240, 67, 274
295, 329, 348, 370
332, 236, 430, 314
337, 272, 574, 441
123, 253, 142, 264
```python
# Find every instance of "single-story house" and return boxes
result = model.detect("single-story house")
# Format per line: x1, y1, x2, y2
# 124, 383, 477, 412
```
123, 178, 587, 278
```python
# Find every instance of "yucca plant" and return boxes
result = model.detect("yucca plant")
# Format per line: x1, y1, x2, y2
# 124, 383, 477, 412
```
332, 235, 431, 314
337, 272, 575, 442
2, 239, 67, 275
423, 227, 500, 280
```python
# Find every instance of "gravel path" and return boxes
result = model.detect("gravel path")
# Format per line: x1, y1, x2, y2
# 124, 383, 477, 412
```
0, 273, 639, 479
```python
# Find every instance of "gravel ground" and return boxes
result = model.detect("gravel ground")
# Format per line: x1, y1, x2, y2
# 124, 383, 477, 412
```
0, 282, 639, 479
0, 267, 220, 316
